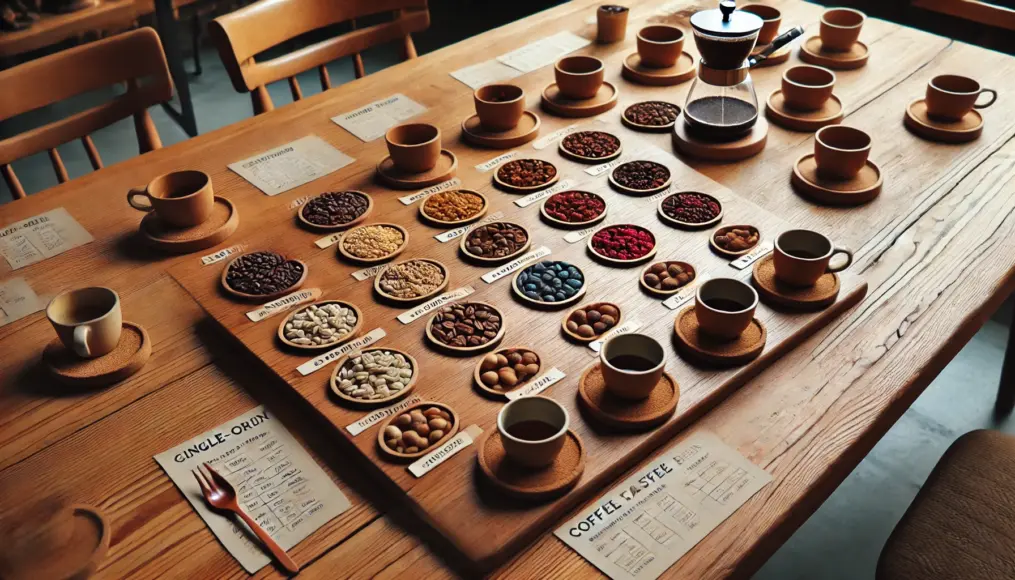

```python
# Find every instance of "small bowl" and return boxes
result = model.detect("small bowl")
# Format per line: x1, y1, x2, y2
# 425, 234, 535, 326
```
558, 130, 623, 163
338, 223, 410, 265
376, 401, 459, 460
277, 300, 363, 350
636, 25, 685, 68
554, 55, 605, 100
639, 261, 696, 297
419, 189, 488, 227
373, 258, 450, 304
609, 161, 672, 195
561, 301, 623, 343
512, 262, 587, 309
587, 224, 658, 266
540, 190, 608, 229
473, 346, 542, 398
331, 347, 418, 408
221, 252, 308, 301
475, 84, 526, 132
493, 158, 560, 193
297, 190, 373, 232
710, 224, 762, 257
424, 301, 506, 355
657, 191, 723, 230
385, 123, 441, 173
459, 222, 531, 264
622, 101, 681, 132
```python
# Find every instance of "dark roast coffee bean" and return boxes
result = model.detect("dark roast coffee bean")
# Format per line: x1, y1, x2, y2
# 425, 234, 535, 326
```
516, 260, 584, 303
464, 222, 528, 259
496, 159, 557, 188
302, 191, 369, 226
612, 161, 670, 191
225, 251, 304, 295
624, 101, 680, 127
561, 131, 621, 159
429, 303, 502, 348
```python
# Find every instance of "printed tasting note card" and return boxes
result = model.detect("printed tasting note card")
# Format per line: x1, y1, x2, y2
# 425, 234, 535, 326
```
228, 135, 354, 197
156, 406, 351, 573
332, 94, 428, 142
0, 208, 93, 270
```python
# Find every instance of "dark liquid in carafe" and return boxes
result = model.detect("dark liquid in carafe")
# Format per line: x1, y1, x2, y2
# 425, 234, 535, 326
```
507, 420, 560, 441
685, 96, 758, 141
704, 298, 746, 312
608, 354, 657, 372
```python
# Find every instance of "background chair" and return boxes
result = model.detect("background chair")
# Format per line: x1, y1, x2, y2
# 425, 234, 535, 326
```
209, 0, 429, 115
0, 26, 173, 200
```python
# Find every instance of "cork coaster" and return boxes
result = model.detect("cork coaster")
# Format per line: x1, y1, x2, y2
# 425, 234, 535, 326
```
751, 254, 840, 310
140, 196, 238, 254
672, 114, 768, 162
792, 154, 882, 206
766, 90, 843, 132
42, 322, 151, 387
621, 52, 695, 86
674, 306, 766, 367
578, 364, 679, 430
376, 150, 458, 189
799, 36, 868, 70
752, 42, 791, 67
26, 505, 110, 580
477, 429, 585, 501
462, 112, 541, 149
541, 82, 618, 118
904, 99, 983, 144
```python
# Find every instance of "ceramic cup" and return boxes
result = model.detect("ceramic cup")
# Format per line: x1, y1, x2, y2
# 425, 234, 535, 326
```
742, 4, 781, 46
497, 396, 569, 468
474, 84, 525, 132
555, 55, 605, 100
695, 278, 759, 340
814, 125, 872, 180
385, 123, 441, 173
782, 65, 835, 111
597, 5, 629, 43
46, 287, 122, 358
925, 75, 998, 121
127, 170, 214, 228
819, 8, 865, 52
636, 25, 685, 68
599, 333, 665, 400
774, 229, 854, 286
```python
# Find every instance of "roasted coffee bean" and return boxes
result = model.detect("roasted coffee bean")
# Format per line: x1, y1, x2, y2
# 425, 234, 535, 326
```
643, 261, 695, 291
301, 191, 369, 226
225, 251, 304, 296
624, 101, 680, 127
543, 190, 606, 224
464, 222, 528, 259
713, 226, 760, 252
479, 349, 540, 390
591, 225, 655, 260
561, 131, 621, 159
429, 303, 503, 348
612, 160, 670, 191
566, 302, 620, 338
496, 159, 557, 188
516, 260, 584, 303
660, 192, 722, 224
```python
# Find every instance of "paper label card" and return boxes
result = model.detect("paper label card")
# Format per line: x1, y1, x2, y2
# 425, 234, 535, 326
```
564, 225, 599, 244
397, 286, 475, 324
497, 31, 591, 73
399, 178, 462, 206
533, 124, 582, 150
246, 288, 321, 322
314, 233, 343, 249
730, 240, 774, 270
588, 320, 642, 353
332, 94, 428, 142
481, 246, 551, 284
346, 396, 423, 436
504, 367, 566, 400
0, 208, 93, 270
434, 212, 504, 243
662, 273, 710, 310
585, 157, 629, 177
296, 328, 386, 376
408, 425, 483, 478
228, 136, 354, 197
0, 277, 42, 327
476, 152, 518, 173
514, 179, 574, 208
450, 59, 523, 89
201, 244, 245, 266
351, 264, 387, 281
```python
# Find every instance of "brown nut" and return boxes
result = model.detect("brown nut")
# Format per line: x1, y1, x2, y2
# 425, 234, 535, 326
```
480, 353, 499, 372
481, 371, 500, 386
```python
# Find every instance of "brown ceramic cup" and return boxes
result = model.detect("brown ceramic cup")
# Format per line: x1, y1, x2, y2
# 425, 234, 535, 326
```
814, 125, 871, 180
925, 75, 998, 121
127, 170, 214, 228
782, 65, 836, 111
742, 4, 781, 46
819, 8, 865, 52
474, 84, 525, 132
555, 56, 605, 99
385, 123, 441, 173
695, 278, 758, 341
636, 25, 685, 68
774, 230, 853, 286
497, 396, 569, 468
599, 333, 665, 400
46, 287, 122, 358
597, 5, 629, 43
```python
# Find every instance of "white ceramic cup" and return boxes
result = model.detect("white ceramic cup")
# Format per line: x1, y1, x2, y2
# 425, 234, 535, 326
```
497, 396, 569, 468
46, 287, 122, 358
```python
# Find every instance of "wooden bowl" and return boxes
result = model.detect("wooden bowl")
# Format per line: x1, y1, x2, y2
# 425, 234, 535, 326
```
220, 252, 308, 301
710, 224, 762, 257
277, 300, 363, 350
639, 261, 696, 297
338, 223, 409, 265
425, 301, 506, 355
459, 222, 532, 264
608, 161, 672, 195
511, 262, 587, 309
296, 190, 373, 231
657, 191, 723, 230
419, 189, 488, 227
539, 191, 608, 229
473, 346, 542, 398
587, 224, 658, 266
376, 401, 459, 460
557, 131, 623, 164
331, 347, 418, 408
561, 302, 623, 343
492, 159, 560, 193
621, 101, 681, 132
373, 258, 450, 304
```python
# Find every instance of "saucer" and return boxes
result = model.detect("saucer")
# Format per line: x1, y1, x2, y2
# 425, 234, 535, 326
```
476, 428, 585, 500
799, 36, 869, 70
672, 113, 768, 162
904, 99, 983, 144
674, 306, 766, 368
461, 111, 541, 149
621, 52, 696, 86
42, 322, 151, 387
578, 363, 679, 430
766, 90, 844, 132
751, 254, 840, 311
541, 82, 618, 118
376, 150, 458, 189
139, 196, 238, 254
791, 154, 882, 206
751, 41, 791, 67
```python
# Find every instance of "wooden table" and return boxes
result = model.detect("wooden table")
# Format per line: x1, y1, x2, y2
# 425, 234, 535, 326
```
2, 0, 1014, 577
0, 0, 138, 58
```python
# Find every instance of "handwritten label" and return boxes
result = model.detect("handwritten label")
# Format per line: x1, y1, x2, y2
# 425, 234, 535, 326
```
408, 425, 483, 477
730, 240, 774, 270
397, 286, 475, 324
314, 233, 343, 249
647, 185, 675, 202
481, 246, 552, 283
504, 367, 567, 400
345, 396, 423, 436
663, 273, 710, 310
514, 179, 574, 208
351, 264, 387, 281
476, 152, 517, 172
399, 177, 462, 205
288, 195, 314, 209
201, 244, 245, 266
435, 211, 504, 243
589, 319, 643, 353
533, 124, 581, 150
564, 226, 598, 243
585, 156, 629, 177
0, 208, 93, 270
296, 328, 386, 376
246, 288, 322, 322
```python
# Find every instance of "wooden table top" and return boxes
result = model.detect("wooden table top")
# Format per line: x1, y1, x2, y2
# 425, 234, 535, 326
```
0, 0, 140, 58
2, 0, 1015, 577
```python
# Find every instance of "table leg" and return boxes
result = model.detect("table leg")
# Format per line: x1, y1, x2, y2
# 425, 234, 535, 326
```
153, 0, 199, 137
995, 315, 1015, 417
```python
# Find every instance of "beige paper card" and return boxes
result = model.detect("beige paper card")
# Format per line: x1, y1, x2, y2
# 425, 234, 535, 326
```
451, 60, 522, 89
0, 208, 93, 270
497, 31, 591, 73
331, 94, 428, 142
228, 135, 354, 197
0, 277, 43, 327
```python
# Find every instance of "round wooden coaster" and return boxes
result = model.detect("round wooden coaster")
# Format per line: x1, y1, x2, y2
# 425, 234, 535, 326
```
621, 52, 696, 86
376, 150, 458, 189
541, 82, 619, 118
377, 401, 459, 461
799, 36, 869, 70
29, 505, 110, 580
674, 306, 766, 367
297, 191, 372, 232
672, 114, 768, 162
904, 99, 983, 144
462, 112, 541, 149
140, 196, 238, 254
752, 42, 791, 68
791, 154, 882, 206
277, 300, 363, 350
42, 321, 151, 387
765, 90, 843, 132
751, 254, 840, 311
578, 363, 678, 430
331, 347, 418, 407
476, 429, 585, 500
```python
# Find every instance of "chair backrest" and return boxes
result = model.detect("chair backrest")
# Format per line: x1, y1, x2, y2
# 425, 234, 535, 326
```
0, 27, 173, 201
209, 0, 429, 115
911, 0, 1015, 31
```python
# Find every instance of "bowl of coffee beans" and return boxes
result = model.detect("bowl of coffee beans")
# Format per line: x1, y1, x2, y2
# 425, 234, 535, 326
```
558, 130, 623, 163
710, 224, 761, 257
658, 191, 723, 229
425, 301, 505, 354
588, 224, 658, 265
640, 261, 696, 296
622, 101, 681, 132
493, 158, 559, 192
221, 250, 307, 301
419, 189, 488, 227
513, 260, 587, 308
374, 258, 449, 304
609, 160, 672, 195
331, 348, 417, 407
474, 346, 541, 397
562, 302, 621, 342
277, 300, 362, 350
338, 223, 409, 264
298, 190, 372, 231
377, 401, 458, 459
460, 222, 530, 263
540, 190, 607, 228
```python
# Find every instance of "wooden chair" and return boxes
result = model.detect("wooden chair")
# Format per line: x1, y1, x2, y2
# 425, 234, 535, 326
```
0, 27, 173, 200
912, 0, 1015, 31
209, 0, 429, 115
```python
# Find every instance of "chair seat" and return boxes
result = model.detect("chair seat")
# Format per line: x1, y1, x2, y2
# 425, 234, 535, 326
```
877, 429, 1015, 579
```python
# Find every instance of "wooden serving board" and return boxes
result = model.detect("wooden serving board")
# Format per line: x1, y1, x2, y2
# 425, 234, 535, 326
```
169, 125, 867, 571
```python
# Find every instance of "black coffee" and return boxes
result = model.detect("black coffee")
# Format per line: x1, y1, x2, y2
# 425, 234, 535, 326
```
788, 249, 823, 259
608, 354, 657, 372
685, 96, 758, 141
508, 420, 559, 441
704, 298, 746, 312
69, 304, 110, 321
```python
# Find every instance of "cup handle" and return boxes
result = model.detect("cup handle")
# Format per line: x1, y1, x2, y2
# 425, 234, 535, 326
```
127, 188, 154, 212
72, 326, 91, 358
975, 89, 998, 109
827, 246, 854, 273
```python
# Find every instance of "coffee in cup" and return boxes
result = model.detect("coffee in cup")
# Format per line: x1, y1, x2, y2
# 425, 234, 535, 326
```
497, 396, 569, 468
774, 229, 853, 286
554, 56, 605, 100
46, 287, 122, 358
127, 170, 214, 228
599, 333, 665, 399
474, 84, 525, 132
782, 65, 835, 111
819, 8, 865, 52
385, 123, 441, 173
695, 278, 758, 340
636, 25, 685, 68
925, 75, 997, 122
814, 125, 871, 180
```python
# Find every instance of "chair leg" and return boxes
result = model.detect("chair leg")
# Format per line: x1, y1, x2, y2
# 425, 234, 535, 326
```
995, 312, 1015, 417
191, 13, 202, 76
